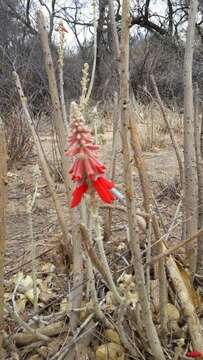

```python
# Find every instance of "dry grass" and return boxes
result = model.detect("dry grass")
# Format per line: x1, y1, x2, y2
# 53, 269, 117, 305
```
4, 109, 33, 169
132, 102, 183, 151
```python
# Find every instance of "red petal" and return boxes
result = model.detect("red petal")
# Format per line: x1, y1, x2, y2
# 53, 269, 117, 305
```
69, 160, 78, 175
98, 176, 114, 189
92, 176, 115, 204
89, 157, 106, 174
71, 159, 84, 181
84, 158, 95, 179
186, 352, 203, 358
70, 182, 88, 208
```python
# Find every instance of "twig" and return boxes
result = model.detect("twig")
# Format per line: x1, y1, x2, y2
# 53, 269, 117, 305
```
129, 110, 168, 337
81, 199, 112, 327
165, 199, 182, 242
50, 314, 97, 360
84, 0, 97, 104
27, 190, 38, 314
94, 211, 123, 304
116, 304, 143, 359
80, 223, 122, 303
58, 23, 68, 129
0, 117, 7, 357
106, 93, 120, 238
146, 210, 152, 299
146, 227, 203, 267
13, 319, 68, 346
119, 2, 165, 358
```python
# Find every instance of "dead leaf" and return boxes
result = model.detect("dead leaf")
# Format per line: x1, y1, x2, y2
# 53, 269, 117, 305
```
104, 329, 121, 344
41, 262, 56, 273
37, 279, 54, 304
13, 271, 24, 284
126, 290, 139, 308
25, 288, 40, 304
4, 292, 12, 302
118, 273, 133, 286
118, 274, 138, 307
16, 294, 27, 313
117, 243, 127, 251
28, 355, 42, 360
96, 342, 125, 360
20, 275, 33, 292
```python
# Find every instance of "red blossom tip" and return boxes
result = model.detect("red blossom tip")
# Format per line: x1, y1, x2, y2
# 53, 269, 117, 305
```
93, 176, 115, 204
70, 182, 88, 208
186, 351, 203, 358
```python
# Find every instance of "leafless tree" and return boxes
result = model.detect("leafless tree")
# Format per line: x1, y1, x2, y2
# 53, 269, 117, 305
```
183, 0, 199, 273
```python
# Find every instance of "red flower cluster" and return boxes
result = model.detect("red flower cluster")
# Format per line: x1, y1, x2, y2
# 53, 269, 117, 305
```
65, 115, 116, 208
186, 352, 203, 358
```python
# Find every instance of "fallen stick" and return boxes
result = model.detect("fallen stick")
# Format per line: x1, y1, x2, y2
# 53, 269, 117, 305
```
146, 228, 203, 267
13, 320, 68, 346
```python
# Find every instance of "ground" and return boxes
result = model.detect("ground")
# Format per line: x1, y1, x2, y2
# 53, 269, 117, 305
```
4, 121, 183, 359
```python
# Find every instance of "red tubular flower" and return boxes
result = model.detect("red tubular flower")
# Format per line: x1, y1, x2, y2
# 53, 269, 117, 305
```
66, 104, 121, 208
70, 182, 88, 208
186, 352, 203, 358
93, 177, 115, 204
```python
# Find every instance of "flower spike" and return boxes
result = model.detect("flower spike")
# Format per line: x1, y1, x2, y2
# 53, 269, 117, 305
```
66, 102, 122, 208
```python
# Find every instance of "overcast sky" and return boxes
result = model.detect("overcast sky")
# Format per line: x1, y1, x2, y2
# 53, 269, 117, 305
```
37, 0, 168, 49
39, 1, 93, 48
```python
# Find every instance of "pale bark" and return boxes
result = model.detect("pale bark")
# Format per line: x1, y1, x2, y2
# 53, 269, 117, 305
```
69, 226, 83, 331
129, 33, 203, 356
13, 321, 68, 346
146, 227, 203, 267
37, 11, 83, 331
166, 256, 203, 352
129, 110, 168, 336
0, 117, 7, 358
108, 0, 120, 61
106, 93, 120, 238
59, 65, 68, 129
37, 10, 71, 195
84, 1, 97, 105
183, 0, 198, 272
194, 84, 203, 276
120, 1, 165, 358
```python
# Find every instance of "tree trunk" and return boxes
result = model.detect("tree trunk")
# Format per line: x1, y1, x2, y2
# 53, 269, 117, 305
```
195, 84, 203, 276
37, 10, 71, 195
95, 0, 108, 94
119, 1, 165, 358
0, 117, 7, 358
37, 11, 83, 333
183, 0, 198, 273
